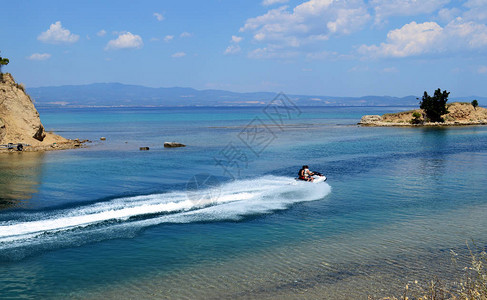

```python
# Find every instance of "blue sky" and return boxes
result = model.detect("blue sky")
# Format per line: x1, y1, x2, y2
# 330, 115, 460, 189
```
1, 0, 487, 97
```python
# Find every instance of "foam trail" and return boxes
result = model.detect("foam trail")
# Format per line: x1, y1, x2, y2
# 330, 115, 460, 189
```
0, 176, 331, 254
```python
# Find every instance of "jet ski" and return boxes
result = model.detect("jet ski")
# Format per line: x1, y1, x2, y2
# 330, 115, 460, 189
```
295, 172, 327, 183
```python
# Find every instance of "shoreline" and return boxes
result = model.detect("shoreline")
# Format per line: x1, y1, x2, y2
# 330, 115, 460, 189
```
0, 138, 88, 154
359, 120, 487, 127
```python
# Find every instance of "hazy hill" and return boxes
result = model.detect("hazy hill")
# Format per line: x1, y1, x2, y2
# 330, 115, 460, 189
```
26, 83, 485, 108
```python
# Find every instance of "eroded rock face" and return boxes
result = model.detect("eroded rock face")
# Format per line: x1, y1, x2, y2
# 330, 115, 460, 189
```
0, 117, 5, 141
0, 73, 67, 146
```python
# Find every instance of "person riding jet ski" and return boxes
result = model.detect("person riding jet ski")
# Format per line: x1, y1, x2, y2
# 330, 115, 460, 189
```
298, 165, 315, 182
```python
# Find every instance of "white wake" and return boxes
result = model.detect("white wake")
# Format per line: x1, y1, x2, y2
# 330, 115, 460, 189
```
0, 176, 331, 251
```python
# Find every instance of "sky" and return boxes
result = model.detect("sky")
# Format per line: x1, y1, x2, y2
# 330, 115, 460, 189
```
1, 0, 487, 98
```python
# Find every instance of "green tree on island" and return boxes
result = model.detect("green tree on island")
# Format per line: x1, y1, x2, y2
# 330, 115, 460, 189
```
419, 88, 449, 123
472, 99, 479, 110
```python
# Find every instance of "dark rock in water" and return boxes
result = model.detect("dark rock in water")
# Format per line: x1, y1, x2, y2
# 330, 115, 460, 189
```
100, 137, 106, 141
164, 142, 186, 148
140, 147, 150, 151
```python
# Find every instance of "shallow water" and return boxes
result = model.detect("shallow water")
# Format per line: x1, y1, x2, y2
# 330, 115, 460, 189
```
0, 106, 486, 299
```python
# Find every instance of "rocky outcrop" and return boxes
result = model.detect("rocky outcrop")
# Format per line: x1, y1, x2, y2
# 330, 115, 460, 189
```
164, 142, 186, 148
359, 102, 487, 126
359, 115, 382, 125
0, 73, 81, 152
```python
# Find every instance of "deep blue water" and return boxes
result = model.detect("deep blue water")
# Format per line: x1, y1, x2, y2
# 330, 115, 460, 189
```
1, 106, 486, 299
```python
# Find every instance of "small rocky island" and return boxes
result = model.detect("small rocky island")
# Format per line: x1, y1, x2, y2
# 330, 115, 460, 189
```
0, 73, 83, 152
360, 102, 487, 126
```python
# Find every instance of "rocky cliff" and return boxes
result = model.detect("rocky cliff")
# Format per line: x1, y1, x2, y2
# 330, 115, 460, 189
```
0, 73, 80, 152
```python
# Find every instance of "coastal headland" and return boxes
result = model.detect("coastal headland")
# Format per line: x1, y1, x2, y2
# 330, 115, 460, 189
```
359, 102, 487, 126
0, 73, 84, 153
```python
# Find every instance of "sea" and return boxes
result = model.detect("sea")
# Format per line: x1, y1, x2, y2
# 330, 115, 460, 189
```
0, 103, 486, 299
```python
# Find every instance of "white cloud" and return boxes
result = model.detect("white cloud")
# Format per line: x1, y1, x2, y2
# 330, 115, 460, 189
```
359, 19, 487, 58
240, 0, 370, 50
262, 0, 289, 6
463, 0, 487, 21
164, 35, 174, 42
478, 65, 487, 74
224, 36, 244, 55
97, 30, 107, 37
465, 0, 487, 6
38, 21, 79, 44
435, 1, 487, 23
359, 21, 443, 57
437, 8, 461, 23
180, 32, 192, 38
150, 37, 160, 42
224, 44, 241, 55
172, 52, 186, 58
370, 0, 449, 24
231, 35, 243, 43
154, 12, 165, 21
28, 53, 51, 61
105, 32, 143, 50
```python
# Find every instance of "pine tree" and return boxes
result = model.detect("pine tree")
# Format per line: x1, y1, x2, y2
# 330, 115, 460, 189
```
419, 89, 449, 123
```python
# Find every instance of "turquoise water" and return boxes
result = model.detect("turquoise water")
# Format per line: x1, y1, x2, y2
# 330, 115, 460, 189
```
1, 106, 486, 299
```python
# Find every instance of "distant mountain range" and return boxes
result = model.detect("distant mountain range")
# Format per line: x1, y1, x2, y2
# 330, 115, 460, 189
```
26, 83, 486, 108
